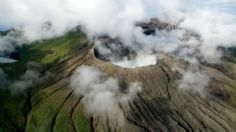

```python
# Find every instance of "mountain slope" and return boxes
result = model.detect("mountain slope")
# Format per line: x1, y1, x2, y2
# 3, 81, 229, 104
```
1, 24, 236, 132
24, 42, 236, 132
0, 28, 86, 132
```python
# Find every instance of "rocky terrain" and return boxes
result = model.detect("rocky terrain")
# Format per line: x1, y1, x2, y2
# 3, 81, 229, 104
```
1, 19, 236, 132
24, 43, 236, 132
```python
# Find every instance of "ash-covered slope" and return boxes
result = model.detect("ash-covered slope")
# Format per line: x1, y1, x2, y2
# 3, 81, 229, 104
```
23, 40, 236, 132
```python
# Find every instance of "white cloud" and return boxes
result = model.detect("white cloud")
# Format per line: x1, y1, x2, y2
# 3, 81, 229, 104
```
177, 67, 210, 97
10, 69, 48, 94
0, 65, 49, 95
70, 65, 142, 124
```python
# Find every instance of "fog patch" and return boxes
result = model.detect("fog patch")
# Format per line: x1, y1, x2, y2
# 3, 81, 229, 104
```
0, 30, 28, 55
10, 69, 49, 95
0, 63, 49, 95
172, 64, 210, 97
70, 65, 142, 124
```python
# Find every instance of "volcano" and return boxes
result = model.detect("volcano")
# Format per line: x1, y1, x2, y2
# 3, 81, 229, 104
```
25, 42, 236, 132
1, 20, 236, 132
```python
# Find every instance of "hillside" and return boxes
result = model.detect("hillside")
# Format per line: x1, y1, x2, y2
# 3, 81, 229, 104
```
0, 28, 87, 132
1, 26, 236, 132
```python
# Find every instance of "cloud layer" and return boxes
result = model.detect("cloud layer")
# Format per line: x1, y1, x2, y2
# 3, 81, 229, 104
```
1, 0, 236, 98
1, 0, 236, 60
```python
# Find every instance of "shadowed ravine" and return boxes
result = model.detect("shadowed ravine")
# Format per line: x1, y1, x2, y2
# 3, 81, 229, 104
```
23, 40, 236, 132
